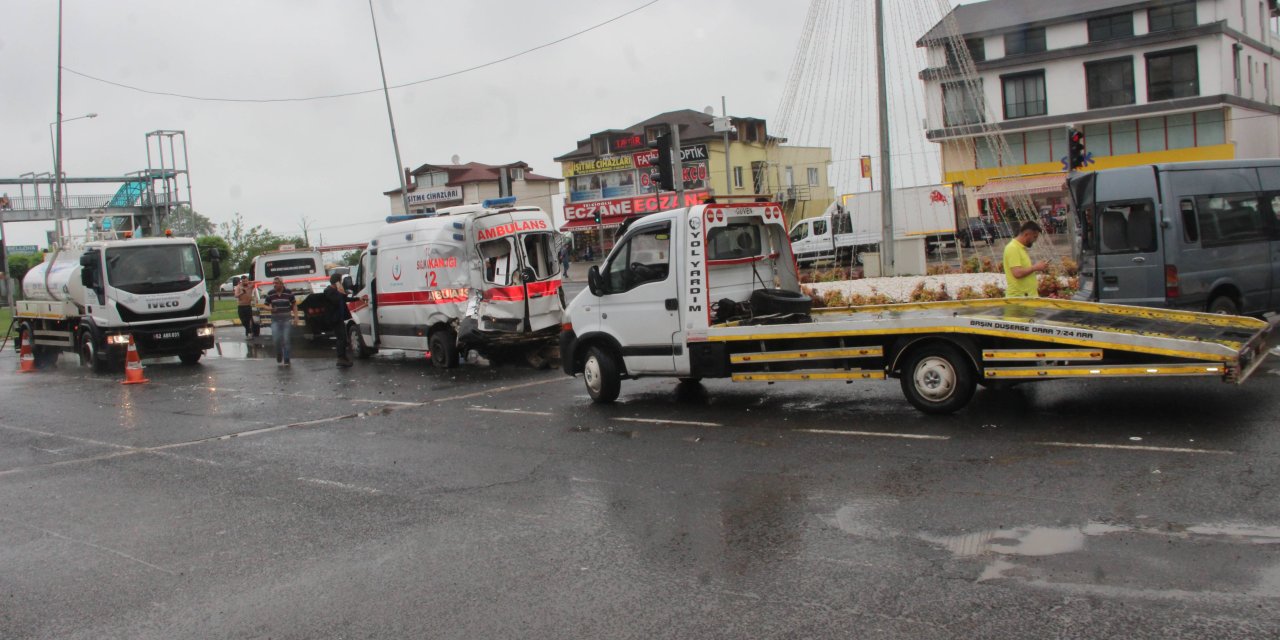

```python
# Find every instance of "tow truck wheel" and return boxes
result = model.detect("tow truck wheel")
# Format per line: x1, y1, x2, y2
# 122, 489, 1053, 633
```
429, 329, 459, 369
900, 343, 975, 415
77, 330, 108, 373
348, 324, 373, 360
583, 346, 621, 403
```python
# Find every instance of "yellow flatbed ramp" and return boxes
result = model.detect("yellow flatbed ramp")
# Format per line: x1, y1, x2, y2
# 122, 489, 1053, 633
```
705, 298, 1273, 384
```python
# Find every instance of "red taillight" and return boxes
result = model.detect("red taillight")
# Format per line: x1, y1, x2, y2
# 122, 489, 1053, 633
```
1165, 265, 1180, 299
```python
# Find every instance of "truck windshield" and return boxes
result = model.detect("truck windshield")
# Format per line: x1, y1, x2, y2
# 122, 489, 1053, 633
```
105, 244, 204, 294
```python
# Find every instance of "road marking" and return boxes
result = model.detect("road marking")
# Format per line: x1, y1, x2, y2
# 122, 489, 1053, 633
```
297, 477, 382, 495
350, 398, 420, 406
795, 428, 950, 441
470, 407, 555, 416
612, 417, 723, 427
426, 377, 566, 405
1036, 441, 1234, 455
0, 516, 176, 576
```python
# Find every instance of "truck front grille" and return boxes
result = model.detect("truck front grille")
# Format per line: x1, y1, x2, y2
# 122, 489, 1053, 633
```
115, 297, 206, 323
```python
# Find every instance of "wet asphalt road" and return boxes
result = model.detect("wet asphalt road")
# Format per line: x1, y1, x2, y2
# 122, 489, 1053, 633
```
1, 328, 1279, 639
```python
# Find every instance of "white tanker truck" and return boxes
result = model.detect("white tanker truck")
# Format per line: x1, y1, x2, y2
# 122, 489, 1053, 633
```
14, 232, 217, 370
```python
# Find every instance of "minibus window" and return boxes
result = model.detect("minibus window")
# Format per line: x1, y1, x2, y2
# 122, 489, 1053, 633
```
1180, 200, 1199, 243
789, 223, 809, 242
1194, 194, 1267, 247
812, 220, 827, 236
1097, 201, 1157, 254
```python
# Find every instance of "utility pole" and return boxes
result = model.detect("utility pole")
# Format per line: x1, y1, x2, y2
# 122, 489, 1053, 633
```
52, 0, 64, 247
368, 0, 409, 215
874, 0, 895, 276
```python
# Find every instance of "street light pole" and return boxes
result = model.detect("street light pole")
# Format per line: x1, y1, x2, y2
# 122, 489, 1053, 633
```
367, 0, 409, 216
53, 0, 64, 246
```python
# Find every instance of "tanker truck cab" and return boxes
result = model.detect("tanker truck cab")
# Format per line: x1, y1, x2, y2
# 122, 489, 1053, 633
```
562, 201, 1272, 414
345, 197, 565, 368
16, 236, 216, 369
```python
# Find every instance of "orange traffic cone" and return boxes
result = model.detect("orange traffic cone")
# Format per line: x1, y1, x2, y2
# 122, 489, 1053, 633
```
17, 342, 36, 373
121, 335, 149, 385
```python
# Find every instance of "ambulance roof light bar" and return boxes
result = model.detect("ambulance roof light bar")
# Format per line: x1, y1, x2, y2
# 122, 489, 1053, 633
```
482, 196, 518, 208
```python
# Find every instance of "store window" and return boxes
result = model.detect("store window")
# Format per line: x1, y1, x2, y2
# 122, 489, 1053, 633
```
943, 80, 985, 126
946, 38, 986, 66
1002, 71, 1047, 119
1147, 48, 1199, 101
1088, 13, 1133, 42
1148, 1, 1196, 32
1086, 57, 1135, 109
1004, 28, 1046, 56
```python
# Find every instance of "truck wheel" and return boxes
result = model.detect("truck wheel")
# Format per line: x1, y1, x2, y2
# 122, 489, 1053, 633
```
178, 351, 203, 365
77, 330, 107, 372
583, 346, 621, 403
1208, 295, 1239, 316
429, 329, 459, 369
899, 343, 976, 415
348, 324, 373, 359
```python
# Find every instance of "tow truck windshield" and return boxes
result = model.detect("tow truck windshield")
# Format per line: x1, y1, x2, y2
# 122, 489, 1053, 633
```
106, 244, 204, 294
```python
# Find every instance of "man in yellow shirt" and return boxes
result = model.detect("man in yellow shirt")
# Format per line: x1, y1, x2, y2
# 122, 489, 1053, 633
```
1003, 221, 1048, 298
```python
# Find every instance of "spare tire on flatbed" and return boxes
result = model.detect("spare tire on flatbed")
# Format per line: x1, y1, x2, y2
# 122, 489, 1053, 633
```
750, 288, 812, 316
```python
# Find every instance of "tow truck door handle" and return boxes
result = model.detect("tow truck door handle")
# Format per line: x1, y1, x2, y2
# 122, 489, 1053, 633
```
665, 298, 678, 311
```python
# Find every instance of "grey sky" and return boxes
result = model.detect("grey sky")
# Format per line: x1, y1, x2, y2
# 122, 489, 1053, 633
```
1, 0, 955, 246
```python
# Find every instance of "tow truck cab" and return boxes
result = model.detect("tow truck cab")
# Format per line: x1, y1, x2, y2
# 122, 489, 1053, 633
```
562, 201, 801, 380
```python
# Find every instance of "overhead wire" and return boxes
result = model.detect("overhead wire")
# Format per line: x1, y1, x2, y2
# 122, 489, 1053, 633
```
63, 0, 663, 104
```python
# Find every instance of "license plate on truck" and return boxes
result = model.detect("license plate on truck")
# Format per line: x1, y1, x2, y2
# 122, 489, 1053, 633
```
156, 332, 180, 340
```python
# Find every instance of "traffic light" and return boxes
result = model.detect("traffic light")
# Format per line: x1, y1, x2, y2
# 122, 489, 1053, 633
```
592, 207, 602, 225
1068, 128, 1087, 170
651, 133, 675, 192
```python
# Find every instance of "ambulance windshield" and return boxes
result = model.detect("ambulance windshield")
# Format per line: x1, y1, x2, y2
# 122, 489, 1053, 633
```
520, 233, 559, 280
479, 237, 518, 286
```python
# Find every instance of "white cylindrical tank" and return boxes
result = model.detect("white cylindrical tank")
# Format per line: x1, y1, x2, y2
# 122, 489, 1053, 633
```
22, 251, 86, 303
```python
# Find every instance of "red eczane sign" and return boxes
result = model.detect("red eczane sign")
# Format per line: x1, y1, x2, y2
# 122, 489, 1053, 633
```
562, 189, 711, 228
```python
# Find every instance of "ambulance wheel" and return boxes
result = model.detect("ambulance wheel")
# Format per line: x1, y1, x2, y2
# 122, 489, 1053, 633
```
900, 343, 975, 415
429, 329, 458, 369
178, 351, 203, 365
583, 346, 621, 403
348, 324, 373, 360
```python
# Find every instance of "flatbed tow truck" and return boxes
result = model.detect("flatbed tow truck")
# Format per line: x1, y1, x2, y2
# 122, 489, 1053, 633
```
560, 199, 1273, 414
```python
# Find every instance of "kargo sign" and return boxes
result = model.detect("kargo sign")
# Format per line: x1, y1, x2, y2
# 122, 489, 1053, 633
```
563, 189, 710, 224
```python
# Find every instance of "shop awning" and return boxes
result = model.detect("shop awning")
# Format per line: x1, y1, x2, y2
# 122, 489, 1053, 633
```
974, 174, 1067, 199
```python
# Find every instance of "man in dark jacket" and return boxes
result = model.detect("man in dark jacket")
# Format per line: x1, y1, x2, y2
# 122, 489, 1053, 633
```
323, 273, 361, 367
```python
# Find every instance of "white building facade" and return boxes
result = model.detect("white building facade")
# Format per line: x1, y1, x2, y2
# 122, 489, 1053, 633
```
919, 0, 1280, 216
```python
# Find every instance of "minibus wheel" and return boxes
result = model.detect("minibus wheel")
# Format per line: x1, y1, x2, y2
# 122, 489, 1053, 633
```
1208, 295, 1239, 316
429, 328, 459, 369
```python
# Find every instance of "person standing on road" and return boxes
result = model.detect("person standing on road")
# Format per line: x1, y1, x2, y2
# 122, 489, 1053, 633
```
264, 277, 297, 366
558, 242, 571, 279
1003, 220, 1049, 298
233, 276, 258, 338
324, 273, 361, 368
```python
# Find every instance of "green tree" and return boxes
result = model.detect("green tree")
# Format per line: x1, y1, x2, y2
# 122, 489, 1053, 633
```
340, 250, 362, 266
167, 206, 216, 237
218, 213, 308, 275
5, 253, 43, 283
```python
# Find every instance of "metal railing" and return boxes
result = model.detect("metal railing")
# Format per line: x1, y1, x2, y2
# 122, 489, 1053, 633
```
0, 193, 183, 211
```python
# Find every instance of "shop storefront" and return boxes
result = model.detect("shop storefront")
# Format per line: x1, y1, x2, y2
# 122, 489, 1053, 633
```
560, 189, 711, 258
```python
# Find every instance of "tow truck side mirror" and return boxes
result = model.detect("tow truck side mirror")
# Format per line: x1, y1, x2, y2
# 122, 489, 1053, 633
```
587, 265, 604, 297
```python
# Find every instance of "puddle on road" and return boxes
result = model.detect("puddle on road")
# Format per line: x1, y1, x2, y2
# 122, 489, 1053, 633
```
920, 521, 1280, 560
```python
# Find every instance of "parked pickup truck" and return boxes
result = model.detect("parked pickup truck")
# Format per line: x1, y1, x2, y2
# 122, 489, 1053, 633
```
560, 200, 1272, 414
